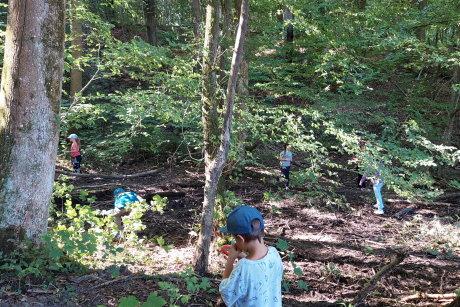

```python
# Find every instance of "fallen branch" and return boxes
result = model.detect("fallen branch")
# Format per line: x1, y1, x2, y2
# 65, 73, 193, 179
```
387, 198, 456, 207
146, 191, 186, 198
353, 252, 406, 305
401, 292, 457, 302
56, 169, 160, 180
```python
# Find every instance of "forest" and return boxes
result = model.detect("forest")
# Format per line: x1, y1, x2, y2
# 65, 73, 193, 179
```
0, 0, 459, 306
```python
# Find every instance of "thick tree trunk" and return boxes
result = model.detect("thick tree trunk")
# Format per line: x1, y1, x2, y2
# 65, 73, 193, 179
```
194, 0, 248, 275
70, 0, 82, 98
144, 0, 158, 45
192, 0, 201, 39
0, 0, 66, 247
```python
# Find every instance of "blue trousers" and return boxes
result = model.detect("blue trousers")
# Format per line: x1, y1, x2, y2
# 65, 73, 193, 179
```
373, 180, 384, 211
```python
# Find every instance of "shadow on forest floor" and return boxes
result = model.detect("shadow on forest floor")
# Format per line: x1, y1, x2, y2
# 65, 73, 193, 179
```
1, 165, 459, 306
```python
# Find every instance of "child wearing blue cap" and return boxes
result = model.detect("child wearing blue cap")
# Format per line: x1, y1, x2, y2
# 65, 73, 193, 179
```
219, 205, 283, 307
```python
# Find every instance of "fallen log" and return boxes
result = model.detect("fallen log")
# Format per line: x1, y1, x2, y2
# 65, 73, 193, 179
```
353, 252, 406, 306
401, 292, 457, 302
56, 169, 160, 180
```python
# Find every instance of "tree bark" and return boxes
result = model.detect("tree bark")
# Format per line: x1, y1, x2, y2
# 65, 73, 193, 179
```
192, 0, 201, 39
194, 0, 248, 275
201, 0, 221, 159
283, 7, 293, 43
356, 0, 366, 11
0, 0, 66, 247
144, 0, 158, 45
443, 64, 460, 145
70, 0, 82, 98
414, 0, 427, 41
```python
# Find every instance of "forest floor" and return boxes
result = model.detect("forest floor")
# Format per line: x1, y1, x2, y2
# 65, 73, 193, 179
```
1, 161, 459, 307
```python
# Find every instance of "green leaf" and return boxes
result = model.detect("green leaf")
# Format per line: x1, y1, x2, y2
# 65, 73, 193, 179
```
141, 292, 166, 307
118, 295, 140, 307
294, 266, 303, 276
297, 280, 309, 291
275, 239, 289, 252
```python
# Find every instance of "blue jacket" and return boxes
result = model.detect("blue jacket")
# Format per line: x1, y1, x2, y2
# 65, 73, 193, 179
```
114, 192, 142, 209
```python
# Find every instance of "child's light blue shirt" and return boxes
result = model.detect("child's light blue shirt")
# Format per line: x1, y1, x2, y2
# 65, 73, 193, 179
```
219, 246, 283, 307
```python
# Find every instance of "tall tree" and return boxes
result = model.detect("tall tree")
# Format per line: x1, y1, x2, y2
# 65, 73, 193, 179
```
414, 0, 427, 41
144, 0, 158, 45
70, 0, 83, 98
283, 7, 293, 43
0, 0, 66, 248
194, 0, 249, 275
192, 0, 201, 39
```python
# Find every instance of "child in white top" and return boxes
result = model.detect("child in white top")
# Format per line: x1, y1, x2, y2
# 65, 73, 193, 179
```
219, 205, 283, 307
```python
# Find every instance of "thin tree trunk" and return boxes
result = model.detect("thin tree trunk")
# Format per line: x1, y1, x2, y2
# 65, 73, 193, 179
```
444, 64, 460, 145
194, 0, 248, 275
283, 7, 293, 43
144, 0, 158, 45
356, 0, 366, 11
414, 0, 427, 41
192, 0, 201, 39
0, 0, 66, 249
70, 0, 82, 98
201, 0, 221, 159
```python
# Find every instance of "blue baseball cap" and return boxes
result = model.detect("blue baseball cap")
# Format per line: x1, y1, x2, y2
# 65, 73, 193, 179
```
220, 205, 265, 235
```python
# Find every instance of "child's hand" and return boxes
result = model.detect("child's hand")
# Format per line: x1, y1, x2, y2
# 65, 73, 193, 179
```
219, 244, 232, 256
227, 245, 246, 261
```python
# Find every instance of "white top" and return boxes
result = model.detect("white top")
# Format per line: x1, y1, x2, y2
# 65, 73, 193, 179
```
279, 150, 293, 168
219, 246, 283, 307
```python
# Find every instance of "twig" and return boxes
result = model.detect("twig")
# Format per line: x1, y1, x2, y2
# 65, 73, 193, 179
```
90, 275, 139, 290
353, 252, 406, 305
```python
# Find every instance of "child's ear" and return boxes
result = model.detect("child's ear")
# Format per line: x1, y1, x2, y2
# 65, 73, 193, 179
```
235, 235, 245, 243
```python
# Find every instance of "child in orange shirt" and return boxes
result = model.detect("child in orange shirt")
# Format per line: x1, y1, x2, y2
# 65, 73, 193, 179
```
68, 134, 82, 173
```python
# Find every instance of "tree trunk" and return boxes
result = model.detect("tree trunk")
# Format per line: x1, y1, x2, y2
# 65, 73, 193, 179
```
356, 0, 366, 11
283, 7, 293, 43
444, 64, 460, 145
192, 0, 201, 39
201, 0, 221, 159
70, 0, 82, 98
194, 0, 248, 275
414, 0, 427, 41
0, 0, 66, 248
144, 0, 158, 45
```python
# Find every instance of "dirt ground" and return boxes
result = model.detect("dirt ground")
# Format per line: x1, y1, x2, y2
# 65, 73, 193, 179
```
1, 163, 459, 307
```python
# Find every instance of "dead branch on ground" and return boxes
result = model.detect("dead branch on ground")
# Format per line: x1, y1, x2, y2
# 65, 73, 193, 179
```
353, 252, 406, 305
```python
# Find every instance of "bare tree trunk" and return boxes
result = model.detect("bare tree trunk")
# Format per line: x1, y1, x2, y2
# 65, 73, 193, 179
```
444, 64, 460, 145
356, 0, 366, 11
414, 0, 427, 41
144, 0, 158, 45
194, 0, 248, 275
283, 7, 293, 43
0, 0, 66, 249
70, 0, 82, 98
192, 0, 201, 39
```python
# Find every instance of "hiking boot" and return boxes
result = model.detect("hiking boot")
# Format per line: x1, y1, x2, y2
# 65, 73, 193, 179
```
374, 209, 384, 215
